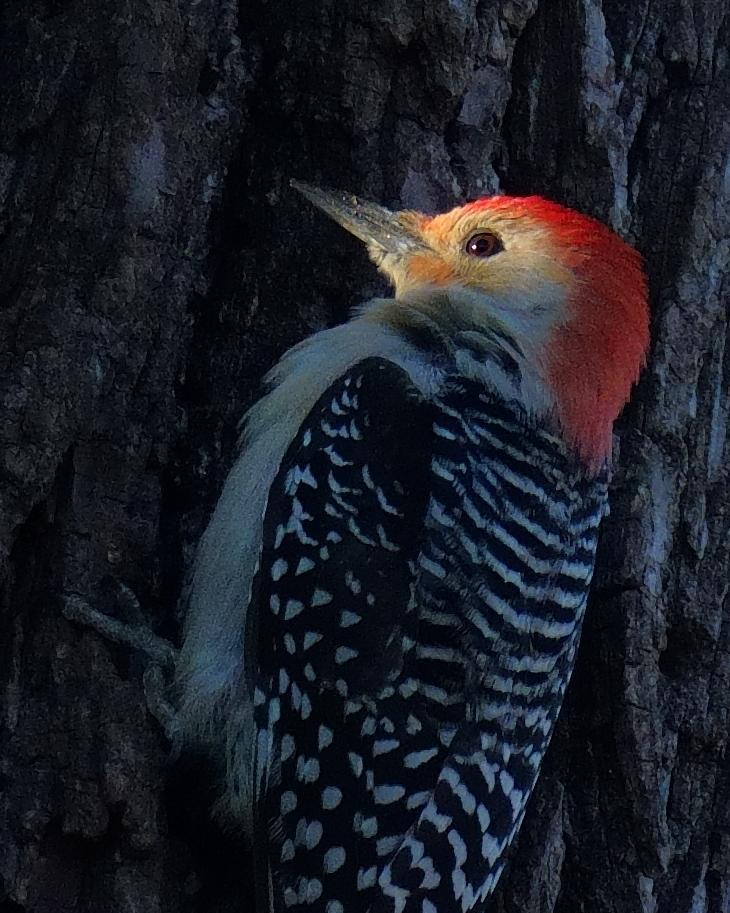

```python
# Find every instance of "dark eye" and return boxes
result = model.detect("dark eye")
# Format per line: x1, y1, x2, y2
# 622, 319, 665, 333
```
464, 231, 503, 258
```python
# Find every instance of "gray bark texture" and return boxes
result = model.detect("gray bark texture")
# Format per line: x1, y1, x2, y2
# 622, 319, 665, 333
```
1, 0, 729, 910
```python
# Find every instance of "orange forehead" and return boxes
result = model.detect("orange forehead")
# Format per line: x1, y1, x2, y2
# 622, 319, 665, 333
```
419, 209, 466, 249
457, 195, 629, 267
420, 195, 615, 251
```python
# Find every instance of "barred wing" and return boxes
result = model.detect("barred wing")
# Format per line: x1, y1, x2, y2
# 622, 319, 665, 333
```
246, 361, 607, 913
373, 380, 607, 911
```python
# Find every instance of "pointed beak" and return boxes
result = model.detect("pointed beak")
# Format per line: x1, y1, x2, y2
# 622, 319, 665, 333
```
291, 180, 428, 256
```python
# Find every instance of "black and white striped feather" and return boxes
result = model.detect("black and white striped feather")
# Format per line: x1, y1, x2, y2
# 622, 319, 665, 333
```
245, 357, 607, 913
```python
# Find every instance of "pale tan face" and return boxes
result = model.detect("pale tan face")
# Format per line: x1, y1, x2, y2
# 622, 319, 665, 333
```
378, 206, 575, 312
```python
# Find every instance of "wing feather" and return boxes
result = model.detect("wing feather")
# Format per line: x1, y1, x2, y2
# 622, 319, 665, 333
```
248, 362, 607, 913
247, 358, 437, 910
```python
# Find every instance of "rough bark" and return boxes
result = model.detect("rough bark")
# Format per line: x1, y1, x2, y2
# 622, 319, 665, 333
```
1, 0, 728, 911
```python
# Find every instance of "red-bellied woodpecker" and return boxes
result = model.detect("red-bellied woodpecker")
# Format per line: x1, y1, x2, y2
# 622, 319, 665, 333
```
177, 183, 649, 912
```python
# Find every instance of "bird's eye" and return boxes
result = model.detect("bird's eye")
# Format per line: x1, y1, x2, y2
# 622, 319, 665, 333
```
464, 231, 503, 258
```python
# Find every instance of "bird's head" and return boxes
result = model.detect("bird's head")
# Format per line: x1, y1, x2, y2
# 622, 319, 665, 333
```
292, 181, 649, 471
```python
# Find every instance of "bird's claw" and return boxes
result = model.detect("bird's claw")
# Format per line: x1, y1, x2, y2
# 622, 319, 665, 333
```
61, 591, 179, 738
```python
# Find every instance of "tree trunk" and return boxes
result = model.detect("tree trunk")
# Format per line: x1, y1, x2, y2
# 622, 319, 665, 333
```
1, 0, 728, 910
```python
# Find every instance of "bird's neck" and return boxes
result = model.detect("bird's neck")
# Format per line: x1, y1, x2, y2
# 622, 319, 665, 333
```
358, 295, 557, 427
254, 296, 602, 474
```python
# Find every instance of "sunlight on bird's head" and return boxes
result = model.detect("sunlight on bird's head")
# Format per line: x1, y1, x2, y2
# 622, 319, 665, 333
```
292, 180, 649, 467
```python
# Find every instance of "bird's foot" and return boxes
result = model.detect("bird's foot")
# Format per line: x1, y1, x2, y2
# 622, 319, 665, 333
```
62, 584, 178, 739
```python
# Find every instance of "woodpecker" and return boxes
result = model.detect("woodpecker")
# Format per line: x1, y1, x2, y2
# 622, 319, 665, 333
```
177, 183, 649, 912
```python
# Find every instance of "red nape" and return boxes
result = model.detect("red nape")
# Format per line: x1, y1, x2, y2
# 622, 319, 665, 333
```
468, 195, 650, 469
